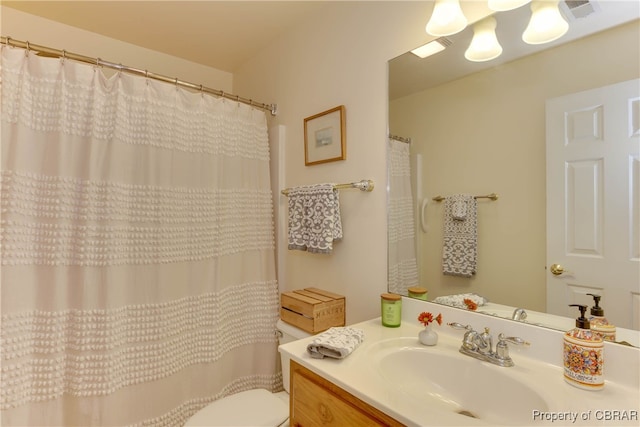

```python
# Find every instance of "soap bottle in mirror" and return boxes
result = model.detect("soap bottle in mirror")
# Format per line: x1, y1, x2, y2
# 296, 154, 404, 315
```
587, 293, 616, 342
563, 304, 604, 391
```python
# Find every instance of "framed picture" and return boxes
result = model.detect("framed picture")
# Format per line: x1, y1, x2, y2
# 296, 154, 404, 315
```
304, 105, 346, 166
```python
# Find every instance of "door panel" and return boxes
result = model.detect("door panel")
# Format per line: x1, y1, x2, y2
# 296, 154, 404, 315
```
546, 79, 640, 329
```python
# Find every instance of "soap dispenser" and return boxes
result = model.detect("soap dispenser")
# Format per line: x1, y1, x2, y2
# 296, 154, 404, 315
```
587, 293, 616, 342
563, 304, 604, 390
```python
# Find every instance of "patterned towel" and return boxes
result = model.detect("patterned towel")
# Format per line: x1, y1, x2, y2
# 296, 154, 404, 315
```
307, 327, 365, 359
432, 293, 488, 309
287, 184, 342, 254
442, 194, 477, 277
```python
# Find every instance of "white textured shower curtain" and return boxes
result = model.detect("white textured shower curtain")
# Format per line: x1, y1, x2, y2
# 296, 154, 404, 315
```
387, 138, 418, 295
0, 46, 279, 426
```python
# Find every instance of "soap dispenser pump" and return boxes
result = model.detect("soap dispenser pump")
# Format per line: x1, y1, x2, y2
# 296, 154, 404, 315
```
587, 293, 616, 342
563, 304, 604, 390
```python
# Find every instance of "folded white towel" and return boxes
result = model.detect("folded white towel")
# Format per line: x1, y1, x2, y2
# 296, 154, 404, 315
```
432, 293, 488, 309
307, 326, 364, 359
287, 184, 342, 254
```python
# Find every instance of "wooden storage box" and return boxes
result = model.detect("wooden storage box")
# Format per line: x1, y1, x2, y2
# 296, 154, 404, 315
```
280, 287, 345, 334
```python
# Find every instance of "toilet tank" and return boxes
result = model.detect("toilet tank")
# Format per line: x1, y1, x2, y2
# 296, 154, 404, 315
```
276, 319, 312, 393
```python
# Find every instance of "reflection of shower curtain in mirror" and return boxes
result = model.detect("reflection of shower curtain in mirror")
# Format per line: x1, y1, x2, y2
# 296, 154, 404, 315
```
387, 138, 418, 294
0, 47, 279, 426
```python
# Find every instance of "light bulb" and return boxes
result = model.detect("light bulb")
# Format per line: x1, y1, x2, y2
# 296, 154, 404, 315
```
426, 0, 468, 37
522, 0, 569, 45
465, 16, 503, 62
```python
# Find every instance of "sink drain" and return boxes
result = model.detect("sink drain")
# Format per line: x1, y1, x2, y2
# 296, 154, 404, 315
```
457, 410, 478, 419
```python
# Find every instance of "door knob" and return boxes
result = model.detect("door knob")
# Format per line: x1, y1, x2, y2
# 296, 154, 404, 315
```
550, 264, 564, 275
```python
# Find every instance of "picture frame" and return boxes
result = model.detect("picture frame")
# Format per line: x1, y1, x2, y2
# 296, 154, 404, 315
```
304, 105, 346, 166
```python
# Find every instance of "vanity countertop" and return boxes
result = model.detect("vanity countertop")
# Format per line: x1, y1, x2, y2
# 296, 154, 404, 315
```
279, 301, 640, 426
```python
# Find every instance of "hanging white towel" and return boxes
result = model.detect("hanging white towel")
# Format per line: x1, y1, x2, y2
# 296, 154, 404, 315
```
287, 183, 343, 254
442, 194, 477, 277
307, 327, 365, 359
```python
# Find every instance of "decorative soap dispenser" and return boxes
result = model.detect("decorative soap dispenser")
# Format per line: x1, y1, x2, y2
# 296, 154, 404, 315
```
587, 293, 616, 342
564, 304, 604, 390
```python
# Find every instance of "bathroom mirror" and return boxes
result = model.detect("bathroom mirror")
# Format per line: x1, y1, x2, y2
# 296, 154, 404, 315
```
387, 1, 640, 344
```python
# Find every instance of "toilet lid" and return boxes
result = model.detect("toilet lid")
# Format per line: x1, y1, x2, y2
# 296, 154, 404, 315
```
184, 389, 288, 427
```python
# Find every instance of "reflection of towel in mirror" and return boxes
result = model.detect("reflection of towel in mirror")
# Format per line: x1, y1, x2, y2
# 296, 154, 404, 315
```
307, 327, 365, 359
442, 194, 477, 277
432, 293, 488, 309
287, 184, 342, 254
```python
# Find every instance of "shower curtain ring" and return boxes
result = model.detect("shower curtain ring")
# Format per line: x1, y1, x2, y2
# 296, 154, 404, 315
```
26, 40, 31, 52
5, 36, 12, 47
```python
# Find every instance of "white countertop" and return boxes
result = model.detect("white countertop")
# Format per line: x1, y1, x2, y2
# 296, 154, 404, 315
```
279, 305, 640, 427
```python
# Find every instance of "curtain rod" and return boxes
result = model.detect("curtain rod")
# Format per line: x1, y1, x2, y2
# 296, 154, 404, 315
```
389, 134, 412, 144
1, 36, 278, 116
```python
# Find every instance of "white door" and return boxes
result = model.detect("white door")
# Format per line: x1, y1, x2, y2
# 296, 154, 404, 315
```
546, 79, 640, 330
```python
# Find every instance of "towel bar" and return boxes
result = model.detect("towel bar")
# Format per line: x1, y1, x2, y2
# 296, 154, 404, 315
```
281, 180, 374, 196
432, 193, 498, 202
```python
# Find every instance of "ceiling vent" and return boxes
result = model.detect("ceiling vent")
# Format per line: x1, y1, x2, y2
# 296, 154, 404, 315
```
561, 0, 601, 21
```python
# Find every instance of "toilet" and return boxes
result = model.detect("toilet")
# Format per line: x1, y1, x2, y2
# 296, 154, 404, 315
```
184, 319, 311, 426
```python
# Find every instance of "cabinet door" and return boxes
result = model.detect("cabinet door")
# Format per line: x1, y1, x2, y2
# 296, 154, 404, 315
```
290, 361, 404, 427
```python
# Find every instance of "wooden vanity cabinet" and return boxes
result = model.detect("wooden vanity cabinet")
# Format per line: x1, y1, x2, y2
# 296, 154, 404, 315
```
289, 360, 405, 427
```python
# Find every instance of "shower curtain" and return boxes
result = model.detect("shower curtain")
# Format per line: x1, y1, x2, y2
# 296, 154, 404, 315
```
0, 46, 279, 426
387, 138, 419, 295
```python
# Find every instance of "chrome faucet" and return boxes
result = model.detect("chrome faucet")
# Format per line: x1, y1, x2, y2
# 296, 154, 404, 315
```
512, 308, 527, 321
448, 323, 529, 367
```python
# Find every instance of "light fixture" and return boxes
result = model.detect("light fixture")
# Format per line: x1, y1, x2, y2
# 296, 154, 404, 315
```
488, 0, 531, 11
426, 0, 468, 37
464, 16, 503, 62
522, 0, 569, 45
410, 38, 450, 59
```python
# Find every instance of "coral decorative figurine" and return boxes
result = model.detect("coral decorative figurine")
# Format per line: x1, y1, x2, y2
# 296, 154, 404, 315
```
418, 311, 442, 346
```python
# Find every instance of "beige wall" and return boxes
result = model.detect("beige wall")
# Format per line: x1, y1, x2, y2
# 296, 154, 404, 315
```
1, 7, 233, 92
233, 2, 492, 324
389, 21, 640, 311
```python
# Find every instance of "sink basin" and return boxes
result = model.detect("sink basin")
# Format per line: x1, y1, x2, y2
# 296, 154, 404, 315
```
373, 338, 549, 425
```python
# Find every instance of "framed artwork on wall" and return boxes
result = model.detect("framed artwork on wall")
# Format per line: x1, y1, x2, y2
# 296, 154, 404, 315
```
304, 105, 346, 166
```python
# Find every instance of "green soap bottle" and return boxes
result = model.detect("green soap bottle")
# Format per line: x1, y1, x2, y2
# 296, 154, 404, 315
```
563, 304, 604, 391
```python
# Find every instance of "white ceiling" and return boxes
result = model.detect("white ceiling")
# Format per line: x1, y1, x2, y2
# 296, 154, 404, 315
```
2, 1, 330, 73
4, 1, 638, 96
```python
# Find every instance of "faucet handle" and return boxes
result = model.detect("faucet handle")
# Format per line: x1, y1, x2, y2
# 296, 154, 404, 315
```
448, 322, 472, 331
497, 333, 530, 347
495, 333, 530, 367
